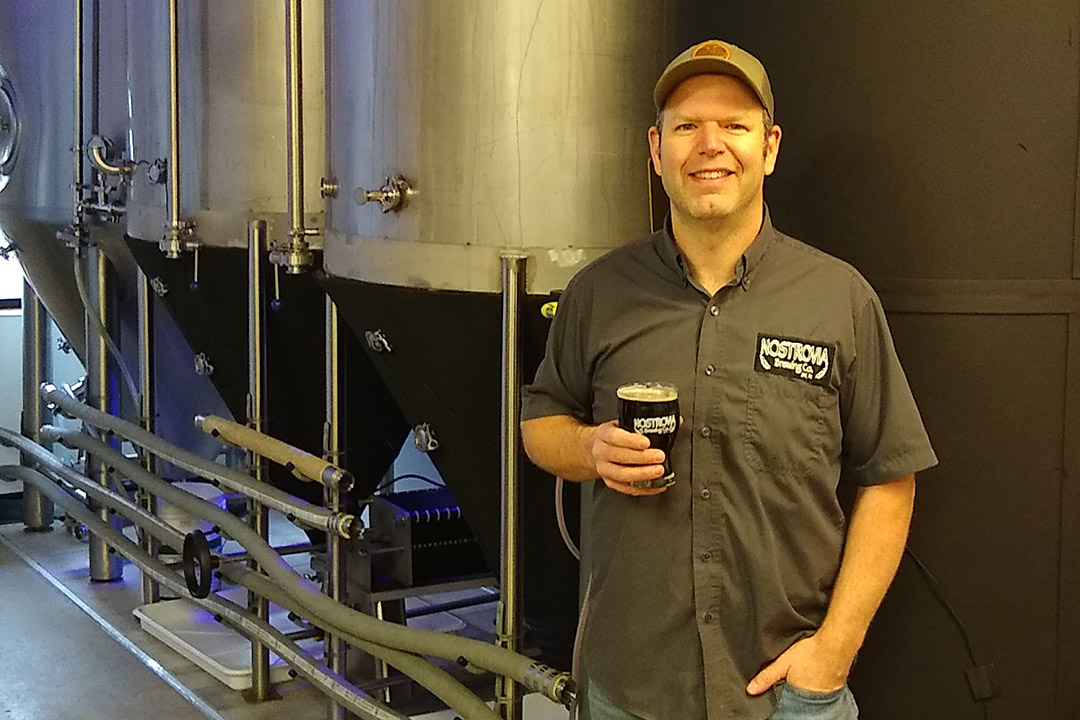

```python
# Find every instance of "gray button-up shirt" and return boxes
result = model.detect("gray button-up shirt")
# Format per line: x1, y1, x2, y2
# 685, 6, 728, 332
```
522, 214, 938, 720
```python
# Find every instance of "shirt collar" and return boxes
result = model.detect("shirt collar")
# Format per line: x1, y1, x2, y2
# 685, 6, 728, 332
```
654, 206, 775, 292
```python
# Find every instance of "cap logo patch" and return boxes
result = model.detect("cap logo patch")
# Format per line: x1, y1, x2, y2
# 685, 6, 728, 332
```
754, 334, 834, 386
692, 41, 731, 60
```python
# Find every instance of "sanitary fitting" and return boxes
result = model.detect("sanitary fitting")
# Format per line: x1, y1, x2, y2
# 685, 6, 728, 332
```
365, 329, 392, 353
149, 277, 169, 297
331, 513, 362, 541
147, 159, 168, 185
320, 177, 339, 198
87, 136, 134, 176
161, 220, 195, 259
413, 423, 439, 453
194, 352, 215, 376
522, 664, 576, 708
355, 174, 412, 213
268, 236, 315, 275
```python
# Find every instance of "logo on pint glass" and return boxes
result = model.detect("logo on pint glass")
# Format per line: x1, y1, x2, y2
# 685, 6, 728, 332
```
633, 414, 677, 435
755, 334, 834, 386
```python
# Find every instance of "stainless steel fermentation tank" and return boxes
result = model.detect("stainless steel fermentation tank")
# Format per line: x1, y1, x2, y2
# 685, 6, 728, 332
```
0, 0, 87, 360
120, 0, 410, 503
320, 0, 672, 665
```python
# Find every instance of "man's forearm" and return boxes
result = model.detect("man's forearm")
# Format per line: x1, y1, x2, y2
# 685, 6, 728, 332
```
520, 415, 599, 481
746, 474, 917, 695
817, 475, 916, 663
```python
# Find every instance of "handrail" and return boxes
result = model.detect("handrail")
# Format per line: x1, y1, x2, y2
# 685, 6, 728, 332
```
195, 414, 353, 492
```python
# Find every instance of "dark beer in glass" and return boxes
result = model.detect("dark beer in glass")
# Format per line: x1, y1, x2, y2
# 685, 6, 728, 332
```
617, 382, 680, 487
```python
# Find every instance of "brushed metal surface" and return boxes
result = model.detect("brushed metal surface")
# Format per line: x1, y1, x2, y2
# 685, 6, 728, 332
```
324, 0, 671, 293
125, 0, 326, 249
0, 0, 89, 356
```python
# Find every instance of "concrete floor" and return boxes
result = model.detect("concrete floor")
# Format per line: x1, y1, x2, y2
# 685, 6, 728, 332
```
0, 512, 571, 720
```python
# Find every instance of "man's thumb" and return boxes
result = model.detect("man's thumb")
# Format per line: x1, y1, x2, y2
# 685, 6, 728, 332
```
746, 662, 783, 696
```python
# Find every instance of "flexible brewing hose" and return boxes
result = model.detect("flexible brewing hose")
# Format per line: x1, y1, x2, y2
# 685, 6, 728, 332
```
0, 450, 492, 719
0, 447, 185, 552
222, 565, 502, 720
11, 426, 497, 719
554, 477, 581, 561
41, 425, 575, 706
40, 385, 350, 537
71, 247, 141, 406
195, 415, 353, 492
0, 462, 405, 720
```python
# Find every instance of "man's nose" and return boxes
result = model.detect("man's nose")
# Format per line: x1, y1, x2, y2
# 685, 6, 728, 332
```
697, 123, 726, 154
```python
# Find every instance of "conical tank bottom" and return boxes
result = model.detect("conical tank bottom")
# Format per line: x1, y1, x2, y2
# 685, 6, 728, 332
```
321, 274, 579, 668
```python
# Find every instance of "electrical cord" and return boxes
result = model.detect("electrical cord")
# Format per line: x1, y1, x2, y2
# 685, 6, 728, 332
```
372, 473, 445, 495
71, 246, 141, 407
904, 547, 992, 720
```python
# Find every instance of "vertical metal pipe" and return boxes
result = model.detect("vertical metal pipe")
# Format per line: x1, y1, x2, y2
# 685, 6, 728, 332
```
497, 253, 527, 720
246, 219, 276, 701
73, 0, 84, 230
325, 297, 347, 720
21, 281, 53, 530
137, 271, 159, 603
90, 0, 100, 136
86, 245, 122, 581
162, 0, 185, 259
285, 0, 306, 241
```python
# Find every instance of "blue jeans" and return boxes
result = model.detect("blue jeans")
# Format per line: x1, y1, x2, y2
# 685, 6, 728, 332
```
768, 683, 859, 720
583, 680, 858, 720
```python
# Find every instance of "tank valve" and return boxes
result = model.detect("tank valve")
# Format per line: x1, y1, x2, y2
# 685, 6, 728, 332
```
355, 174, 412, 213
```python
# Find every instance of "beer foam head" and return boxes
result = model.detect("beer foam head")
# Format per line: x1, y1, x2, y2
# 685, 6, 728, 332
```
617, 382, 678, 402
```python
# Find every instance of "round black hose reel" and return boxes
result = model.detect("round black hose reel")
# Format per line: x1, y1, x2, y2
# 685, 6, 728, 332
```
182, 529, 218, 599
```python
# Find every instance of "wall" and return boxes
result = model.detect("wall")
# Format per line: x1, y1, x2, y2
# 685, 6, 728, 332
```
676, 1, 1080, 717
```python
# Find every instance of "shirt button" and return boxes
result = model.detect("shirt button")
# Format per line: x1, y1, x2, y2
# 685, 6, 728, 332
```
703, 612, 714, 623
705, 364, 715, 376
700, 551, 712, 562
700, 426, 711, 438
700, 488, 711, 499
709, 305, 720, 316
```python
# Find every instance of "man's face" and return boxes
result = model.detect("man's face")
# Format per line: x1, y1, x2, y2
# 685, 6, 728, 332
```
648, 74, 781, 227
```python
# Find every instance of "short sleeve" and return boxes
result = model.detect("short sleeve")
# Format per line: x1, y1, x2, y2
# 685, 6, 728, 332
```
840, 289, 938, 485
521, 278, 593, 423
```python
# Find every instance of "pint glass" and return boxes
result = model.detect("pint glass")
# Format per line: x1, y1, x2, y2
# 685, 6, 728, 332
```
616, 382, 680, 487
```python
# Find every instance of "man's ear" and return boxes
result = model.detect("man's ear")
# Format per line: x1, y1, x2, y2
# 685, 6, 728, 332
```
763, 123, 782, 176
648, 125, 662, 176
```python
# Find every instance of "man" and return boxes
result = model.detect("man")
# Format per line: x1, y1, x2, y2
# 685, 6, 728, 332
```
520, 39, 938, 720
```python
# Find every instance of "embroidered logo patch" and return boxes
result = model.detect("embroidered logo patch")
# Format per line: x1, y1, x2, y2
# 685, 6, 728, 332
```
754, 334, 834, 386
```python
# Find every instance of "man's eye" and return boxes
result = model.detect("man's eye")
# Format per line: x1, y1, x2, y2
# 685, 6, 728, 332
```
728, 124, 748, 132
675, 123, 696, 131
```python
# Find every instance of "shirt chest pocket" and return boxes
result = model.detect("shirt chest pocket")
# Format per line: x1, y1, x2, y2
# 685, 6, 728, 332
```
744, 374, 840, 477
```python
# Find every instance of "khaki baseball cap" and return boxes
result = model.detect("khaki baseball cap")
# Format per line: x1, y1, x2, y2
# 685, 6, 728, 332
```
653, 39, 774, 121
